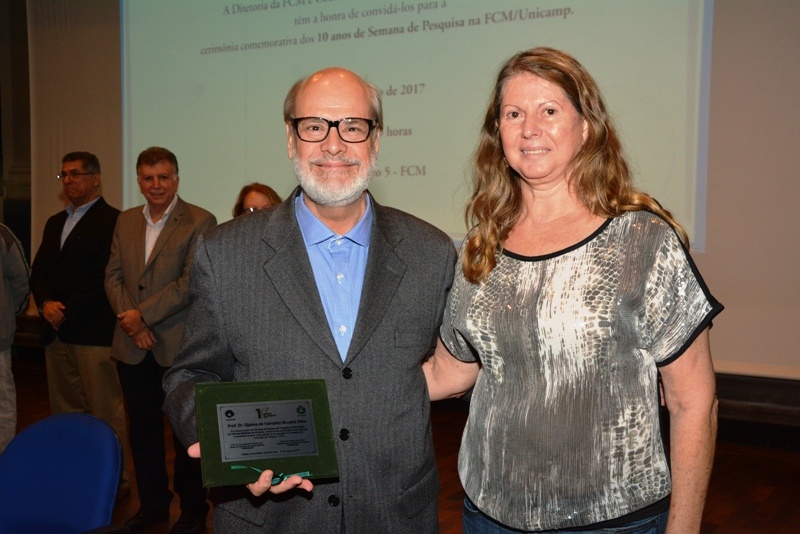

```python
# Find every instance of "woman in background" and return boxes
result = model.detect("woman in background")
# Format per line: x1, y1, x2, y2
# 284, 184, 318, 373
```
232, 183, 282, 217
425, 47, 722, 533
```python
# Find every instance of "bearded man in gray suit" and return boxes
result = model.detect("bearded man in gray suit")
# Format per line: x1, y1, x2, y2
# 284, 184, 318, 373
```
163, 67, 456, 533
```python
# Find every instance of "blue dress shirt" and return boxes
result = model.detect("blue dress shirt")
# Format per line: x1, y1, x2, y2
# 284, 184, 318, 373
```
295, 193, 373, 361
61, 197, 101, 248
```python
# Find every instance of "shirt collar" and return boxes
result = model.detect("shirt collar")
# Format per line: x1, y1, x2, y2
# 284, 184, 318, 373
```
142, 194, 179, 226
295, 192, 373, 247
66, 196, 101, 217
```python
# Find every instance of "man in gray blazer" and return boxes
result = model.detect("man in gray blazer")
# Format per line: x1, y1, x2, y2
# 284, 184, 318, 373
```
163, 68, 456, 533
105, 147, 216, 534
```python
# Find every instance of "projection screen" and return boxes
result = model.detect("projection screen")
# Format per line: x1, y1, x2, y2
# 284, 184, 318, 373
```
121, 0, 712, 246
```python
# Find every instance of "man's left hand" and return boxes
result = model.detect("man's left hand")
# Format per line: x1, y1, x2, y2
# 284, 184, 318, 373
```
118, 309, 146, 336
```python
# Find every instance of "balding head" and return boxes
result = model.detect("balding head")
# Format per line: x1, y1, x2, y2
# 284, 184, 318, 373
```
283, 67, 382, 128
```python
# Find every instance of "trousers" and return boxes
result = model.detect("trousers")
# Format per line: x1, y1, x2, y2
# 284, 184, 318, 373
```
118, 351, 207, 512
463, 497, 668, 534
45, 338, 130, 490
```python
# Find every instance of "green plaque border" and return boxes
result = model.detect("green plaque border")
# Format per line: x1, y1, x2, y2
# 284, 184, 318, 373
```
195, 379, 339, 487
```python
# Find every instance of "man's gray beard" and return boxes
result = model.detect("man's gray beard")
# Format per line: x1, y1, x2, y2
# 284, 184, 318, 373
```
292, 150, 376, 207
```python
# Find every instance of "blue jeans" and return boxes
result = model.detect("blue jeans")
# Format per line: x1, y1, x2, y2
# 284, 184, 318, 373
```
463, 497, 668, 534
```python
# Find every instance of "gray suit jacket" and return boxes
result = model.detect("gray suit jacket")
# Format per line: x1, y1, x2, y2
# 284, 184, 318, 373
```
163, 190, 456, 533
105, 197, 216, 366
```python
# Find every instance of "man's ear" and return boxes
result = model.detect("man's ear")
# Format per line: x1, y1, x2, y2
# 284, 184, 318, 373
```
371, 127, 381, 154
286, 123, 294, 159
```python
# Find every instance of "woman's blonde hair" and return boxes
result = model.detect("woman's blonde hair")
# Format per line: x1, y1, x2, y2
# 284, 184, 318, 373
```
463, 47, 688, 283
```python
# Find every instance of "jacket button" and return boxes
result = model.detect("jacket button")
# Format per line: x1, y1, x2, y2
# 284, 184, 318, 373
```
342, 367, 352, 379
138, 285, 145, 290
328, 495, 340, 506
339, 428, 350, 441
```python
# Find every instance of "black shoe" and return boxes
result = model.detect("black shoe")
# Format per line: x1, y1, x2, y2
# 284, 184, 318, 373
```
169, 507, 208, 534
123, 508, 170, 532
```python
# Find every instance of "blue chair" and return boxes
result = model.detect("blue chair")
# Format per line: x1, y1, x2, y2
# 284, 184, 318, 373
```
0, 413, 123, 533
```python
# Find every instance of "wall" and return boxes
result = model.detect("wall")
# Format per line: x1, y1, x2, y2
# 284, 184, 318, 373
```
696, 0, 800, 378
27, 0, 122, 254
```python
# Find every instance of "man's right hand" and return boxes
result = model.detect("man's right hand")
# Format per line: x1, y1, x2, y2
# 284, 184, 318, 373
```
247, 470, 314, 497
187, 442, 314, 496
131, 327, 156, 350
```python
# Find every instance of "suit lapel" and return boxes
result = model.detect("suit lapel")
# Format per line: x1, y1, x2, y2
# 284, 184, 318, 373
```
133, 210, 147, 275
345, 199, 406, 363
59, 198, 104, 254
51, 211, 69, 252
262, 193, 341, 365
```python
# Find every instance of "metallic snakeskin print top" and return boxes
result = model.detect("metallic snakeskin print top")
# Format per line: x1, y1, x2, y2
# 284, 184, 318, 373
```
440, 211, 723, 531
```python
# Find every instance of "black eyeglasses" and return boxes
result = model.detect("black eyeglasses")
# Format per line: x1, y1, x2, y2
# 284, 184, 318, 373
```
56, 171, 95, 180
291, 117, 376, 143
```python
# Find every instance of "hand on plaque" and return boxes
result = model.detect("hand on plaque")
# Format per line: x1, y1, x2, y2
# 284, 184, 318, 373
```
247, 469, 314, 496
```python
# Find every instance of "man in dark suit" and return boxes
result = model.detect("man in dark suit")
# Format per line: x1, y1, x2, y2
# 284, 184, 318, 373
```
105, 147, 216, 534
30, 151, 130, 493
163, 68, 456, 533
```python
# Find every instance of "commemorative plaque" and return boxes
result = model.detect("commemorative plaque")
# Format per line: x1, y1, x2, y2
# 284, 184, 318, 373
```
195, 379, 339, 487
